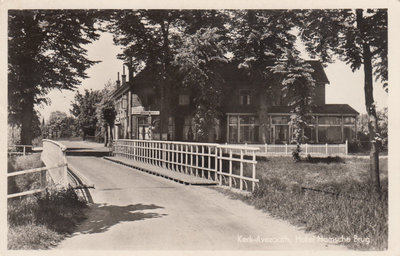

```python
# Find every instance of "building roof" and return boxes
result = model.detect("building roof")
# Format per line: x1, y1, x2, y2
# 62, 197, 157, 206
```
268, 104, 359, 115
306, 60, 330, 84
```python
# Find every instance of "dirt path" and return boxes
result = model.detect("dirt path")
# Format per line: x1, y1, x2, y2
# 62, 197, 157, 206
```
56, 155, 345, 250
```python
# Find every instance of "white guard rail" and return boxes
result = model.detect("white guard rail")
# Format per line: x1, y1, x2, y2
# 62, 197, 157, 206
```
113, 140, 259, 192
224, 141, 348, 156
41, 139, 68, 188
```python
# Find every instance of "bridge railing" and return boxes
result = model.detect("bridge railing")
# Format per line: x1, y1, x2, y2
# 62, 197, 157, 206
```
113, 139, 259, 192
7, 140, 68, 199
41, 139, 68, 188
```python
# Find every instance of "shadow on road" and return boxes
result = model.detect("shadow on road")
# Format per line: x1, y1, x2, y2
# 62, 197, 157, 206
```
71, 203, 166, 235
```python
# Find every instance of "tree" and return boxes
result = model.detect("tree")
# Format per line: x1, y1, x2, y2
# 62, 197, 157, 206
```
47, 111, 69, 139
96, 81, 117, 146
8, 10, 101, 145
297, 9, 387, 193
229, 10, 300, 143
271, 52, 316, 161
108, 10, 228, 140
174, 27, 228, 142
70, 89, 103, 140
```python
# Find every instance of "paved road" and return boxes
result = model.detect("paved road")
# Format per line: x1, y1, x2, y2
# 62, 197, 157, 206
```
56, 154, 345, 250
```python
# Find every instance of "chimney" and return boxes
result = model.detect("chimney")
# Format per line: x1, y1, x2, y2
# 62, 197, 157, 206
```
116, 72, 121, 88
122, 65, 127, 86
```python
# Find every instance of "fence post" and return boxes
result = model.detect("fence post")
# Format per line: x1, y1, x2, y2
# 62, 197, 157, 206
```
265, 143, 267, 153
305, 143, 308, 154
245, 142, 248, 154
326, 143, 328, 155
285, 143, 288, 154
345, 140, 348, 155
229, 149, 232, 188
252, 151, 256, 192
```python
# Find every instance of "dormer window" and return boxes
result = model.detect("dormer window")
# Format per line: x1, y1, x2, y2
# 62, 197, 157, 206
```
239, 89, 251, 105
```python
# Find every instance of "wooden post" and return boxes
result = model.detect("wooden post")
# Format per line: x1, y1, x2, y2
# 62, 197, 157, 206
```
285, 143, 288, 154
252, 151, 256, 192
229, 149, 232, 188
265, 143, 268, 153
240, 149, 243, 191
326, 143, 328, 155
345, 140, 348, 155
214, 146, 218, 182
305, 143, 308, 154
219, 147, 223, 186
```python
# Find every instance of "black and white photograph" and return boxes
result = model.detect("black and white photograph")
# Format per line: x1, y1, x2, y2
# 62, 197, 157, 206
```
2, 1, 399, 255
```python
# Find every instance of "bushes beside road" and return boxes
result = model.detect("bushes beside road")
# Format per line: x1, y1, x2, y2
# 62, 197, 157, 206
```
7, 154, 88, 250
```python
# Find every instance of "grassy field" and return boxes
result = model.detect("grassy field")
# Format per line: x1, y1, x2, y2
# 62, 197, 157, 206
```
221, 155, 388, 250
7, 154, 88, 250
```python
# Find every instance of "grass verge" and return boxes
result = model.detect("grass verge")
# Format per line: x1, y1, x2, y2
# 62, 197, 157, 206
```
219, 156, 388, 250
8, 154, 88, 250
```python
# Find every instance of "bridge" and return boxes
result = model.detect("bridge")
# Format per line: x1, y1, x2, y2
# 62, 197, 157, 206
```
10, 139, 345, 250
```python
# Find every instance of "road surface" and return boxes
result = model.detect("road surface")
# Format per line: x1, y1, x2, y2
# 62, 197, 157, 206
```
57, 155, 345, 250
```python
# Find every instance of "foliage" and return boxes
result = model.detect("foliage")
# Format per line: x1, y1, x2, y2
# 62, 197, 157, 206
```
8, 10, 101, 145
357, 107, 388, 151
8, 188, 87, 249
271, 53, 316, 161
45, 111, 78, 139
70, 89, 103, 138
96, 80, 117, 146
296, 9, 388, 192
229, 156, 388, 249
174, 27, 227, 141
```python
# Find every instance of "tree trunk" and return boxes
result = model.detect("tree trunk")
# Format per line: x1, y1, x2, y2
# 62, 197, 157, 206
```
159, 20, 171, 140
20, 95, 34, 147
357, 9, 381, 193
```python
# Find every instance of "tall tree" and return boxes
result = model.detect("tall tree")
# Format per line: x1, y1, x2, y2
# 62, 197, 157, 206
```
96, 81, 117, 146
271, 52, 316, 161
174, 27, 228, 142
297, 9, 388, 193
8, 10, 101, 145
70, 89, 103, 139
108, 10, 183, 136
109, 10, 228, 140
229, 10, 299, 143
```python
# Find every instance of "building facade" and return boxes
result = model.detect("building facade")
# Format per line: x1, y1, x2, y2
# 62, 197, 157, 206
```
111, 61, 358, 144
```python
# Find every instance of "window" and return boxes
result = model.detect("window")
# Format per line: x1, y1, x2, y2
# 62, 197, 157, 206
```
343, 117, 355, 124
318, 116, 341, 125
271, 116, 289, 125
228, 115, 259, 143
122, 95, 127, 109
239, 90, 251, 105
318, 126, 342, 143
179, 94, 190, 105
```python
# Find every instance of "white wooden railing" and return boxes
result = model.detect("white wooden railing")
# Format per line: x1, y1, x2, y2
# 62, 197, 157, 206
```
224, 140, 348, 156
112, 139, 259, 192
7, 140, 68, 199
41, 139, 68, 188
8, 145, 33, 156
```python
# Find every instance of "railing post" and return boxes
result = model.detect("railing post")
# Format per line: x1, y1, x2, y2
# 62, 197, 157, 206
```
229, 149, 232, 188
305, 143, 308, 154
219, 147, 223, 186
285, 143, 288, 154
345, 140, 348, 155
240, 149, 243, 191
265, 143, 267, 153
326, 143, 328, 155
214, 146, 218, 182
252, 151, 256, 192
23, 146, 26, 156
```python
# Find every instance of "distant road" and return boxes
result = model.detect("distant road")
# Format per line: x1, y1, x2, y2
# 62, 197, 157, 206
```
56, 140, 345, 250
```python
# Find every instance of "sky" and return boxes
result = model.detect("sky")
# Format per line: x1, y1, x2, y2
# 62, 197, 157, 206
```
36, 31, 388, 122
